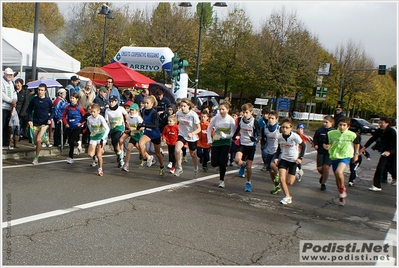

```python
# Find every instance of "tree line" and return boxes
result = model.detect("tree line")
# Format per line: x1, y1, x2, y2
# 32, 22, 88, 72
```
2, 2, 396, 117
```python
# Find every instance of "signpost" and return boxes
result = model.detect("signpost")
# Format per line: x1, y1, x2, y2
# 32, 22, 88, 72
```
277, 98, 290, 111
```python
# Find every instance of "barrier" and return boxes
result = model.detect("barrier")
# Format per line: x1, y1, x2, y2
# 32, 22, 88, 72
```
291, 112, 326, 121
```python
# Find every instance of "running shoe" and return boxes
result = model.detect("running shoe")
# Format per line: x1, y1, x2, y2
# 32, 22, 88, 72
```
32, 157, 39, 165
202, 166, 208, 172
98, 168, 104, 176
245, 182, 252, 192
238, 161, 246, 177
77, 141, 82, 155
147, 155, 154, 167
183, 156, 188, 163
320, 183, 327, 191
170, 167, 175, 174
271, 184, 281, 195
218, 180, 225, 188
194, 168, 198, 179
67, 157, 74, 164
174, 167, 183, 177
368, 185, 382, 191
167, 162, 173, 169
339, 197, 345, 206
122, 164, 129, 172
280, 196, 292, 205
348, 181, 354, 187
91, 156, 98, 167
159, 167, 165, 177
139, 160, 147, 169
339, 186, 347, 198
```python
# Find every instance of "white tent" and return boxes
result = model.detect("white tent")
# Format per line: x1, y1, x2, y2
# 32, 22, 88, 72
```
1, 27, 80, 74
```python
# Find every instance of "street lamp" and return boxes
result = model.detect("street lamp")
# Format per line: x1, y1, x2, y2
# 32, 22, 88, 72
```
98, 3, 114, 66
179, 2, 227, 106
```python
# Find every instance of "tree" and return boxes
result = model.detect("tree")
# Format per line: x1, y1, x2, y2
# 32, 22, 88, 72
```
2, 2, 65, 43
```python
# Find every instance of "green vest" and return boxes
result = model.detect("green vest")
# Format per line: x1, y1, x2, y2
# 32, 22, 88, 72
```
327, 129, 357, 160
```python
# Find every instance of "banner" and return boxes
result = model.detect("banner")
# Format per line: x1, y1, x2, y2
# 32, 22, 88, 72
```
113, 47, 174, 73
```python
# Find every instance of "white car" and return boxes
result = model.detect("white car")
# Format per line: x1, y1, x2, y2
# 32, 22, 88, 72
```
370, 118, 380, 127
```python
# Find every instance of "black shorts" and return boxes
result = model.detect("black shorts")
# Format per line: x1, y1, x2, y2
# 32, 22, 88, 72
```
110, 131, 123, 147
317, 153, 332, 167
278, 158, 297, 175
237, 145, 256, 161
150, 136, 161, 145
177, 135, 197, 151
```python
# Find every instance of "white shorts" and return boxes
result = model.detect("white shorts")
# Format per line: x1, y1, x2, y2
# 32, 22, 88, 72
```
89, 139, 107, 146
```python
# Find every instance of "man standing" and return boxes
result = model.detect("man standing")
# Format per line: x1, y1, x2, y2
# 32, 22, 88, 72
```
333, 102, 345, 127
78, 80, 96, 111
361, 116, 397, 190
14, 78, 30, 147
2, 67, 17, 149
134, 87, 149, 106
94, 87, 109, 117
65, 75, 80, 103
104, 77, 120, 104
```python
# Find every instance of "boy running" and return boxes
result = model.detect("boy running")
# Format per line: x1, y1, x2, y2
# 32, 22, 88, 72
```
86, 103, 110, 176
232, 103, 260, 192
197, 111, 211, 172
324, 116, 360, 206
294, 123, 313, 181
162, 114, 179, 174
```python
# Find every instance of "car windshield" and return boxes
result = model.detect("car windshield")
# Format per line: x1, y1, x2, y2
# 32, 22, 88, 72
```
371, 119, 380, 123
357, 119, 371, 125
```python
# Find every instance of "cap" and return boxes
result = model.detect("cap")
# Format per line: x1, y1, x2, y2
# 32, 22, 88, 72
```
124, 100, 134, 107
124, 89, 131, 94
4, 68, 14, 75
130, 103, 139, 110
109, 95, 118, 102
99, 86, 107, 92
296, 123, 305, 129
58, 88, 66, 94
70, 75, 79, 81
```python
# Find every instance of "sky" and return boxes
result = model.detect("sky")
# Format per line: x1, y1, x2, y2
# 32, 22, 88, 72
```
57, 1, 398, 68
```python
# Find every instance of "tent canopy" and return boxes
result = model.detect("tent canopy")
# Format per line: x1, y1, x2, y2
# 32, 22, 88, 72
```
93, 61, 156, 88
2, 27, 80, 74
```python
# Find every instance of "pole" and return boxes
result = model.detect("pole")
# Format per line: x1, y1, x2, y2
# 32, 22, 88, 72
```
31, 3, 40, 81
101, 16, 107, 66
306, 97, 313, 128
193, 2, 204, 107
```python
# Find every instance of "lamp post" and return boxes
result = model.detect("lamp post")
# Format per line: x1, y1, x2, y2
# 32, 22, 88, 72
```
179, 2, 227, 106
98, 3, 114, 66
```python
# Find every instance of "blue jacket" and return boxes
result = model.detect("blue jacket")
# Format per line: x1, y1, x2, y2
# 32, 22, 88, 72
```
54, 98, 68, 121
27, 96, 54, 126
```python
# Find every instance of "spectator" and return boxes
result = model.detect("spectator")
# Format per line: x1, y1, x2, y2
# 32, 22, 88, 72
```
104, 77, 120, 104
333, 103, 344, 127
26, 83, 54, 165
65, 75, 80, 103
155, 88, 171, 117
121, 89, 134, 105
14, 78, 29, 146
93, 87, 109, 117
2, 67, 17, 149
78, 80, 97, 144
134, 88, 149, 105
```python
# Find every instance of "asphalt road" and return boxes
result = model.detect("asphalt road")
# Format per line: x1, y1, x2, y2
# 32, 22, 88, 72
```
2, 134, 397, 266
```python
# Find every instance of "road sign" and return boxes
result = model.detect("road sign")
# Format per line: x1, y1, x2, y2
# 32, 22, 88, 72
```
277, 98, 290, 110
255, 98, 268, 105
314, 87, 327, 100
269, 98, 274, 105
306, 103, 316, 106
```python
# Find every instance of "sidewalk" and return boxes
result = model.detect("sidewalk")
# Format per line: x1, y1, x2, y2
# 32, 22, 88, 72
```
2, 137, 114, 160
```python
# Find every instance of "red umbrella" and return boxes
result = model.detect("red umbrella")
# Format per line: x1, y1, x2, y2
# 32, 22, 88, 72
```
93, 61, 155, 88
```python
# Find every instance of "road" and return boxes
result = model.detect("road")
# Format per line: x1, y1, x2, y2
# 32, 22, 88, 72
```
2, 134, 397, 266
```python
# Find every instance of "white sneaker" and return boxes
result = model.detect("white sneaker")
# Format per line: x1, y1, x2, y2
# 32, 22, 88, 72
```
32, 157, 39, 165
121, 164, 129, 172
91, 156, 98, 167
280, 196, 292, 205
167, 162, 173, 169
67, 157, 74, 164
174, 167, 183, 177
146, 155, 154, 167
77, 141, 82, 155
369, 185, 382, 191
218, 180, 225, 188
42, 143, 47, 147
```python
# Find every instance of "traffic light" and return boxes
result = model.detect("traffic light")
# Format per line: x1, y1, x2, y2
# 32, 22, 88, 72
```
171, 53, 180, 80
177, 59, 188, 82
378, 65, 386, 75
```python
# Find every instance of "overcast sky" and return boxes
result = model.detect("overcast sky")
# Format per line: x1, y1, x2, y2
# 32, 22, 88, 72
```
58, 1, 398, 68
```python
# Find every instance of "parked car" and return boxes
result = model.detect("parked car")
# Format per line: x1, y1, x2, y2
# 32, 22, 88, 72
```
370, 118, 380, 127
349, 118, 378, 134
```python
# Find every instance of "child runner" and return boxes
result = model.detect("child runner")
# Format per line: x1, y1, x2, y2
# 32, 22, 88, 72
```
174, 98, 201, 178
161, 104, 177, 168
62, 93, 86, 164
197, 111, 211, 172
232, 103, 260, 192
323, 116, 360, 206
86, 103, 110, 176
105, 95, 128, 168
26, 83, 54, 165
273, 118, 306, 205
313, 115, 335, 191
162, 114, 179, 174
228, 110, 240, 167
260, 110, 281, 194
295, 123, 313, 181
137, 95, 165, 177
207, 101, 236, 188
121, 103, 143, 172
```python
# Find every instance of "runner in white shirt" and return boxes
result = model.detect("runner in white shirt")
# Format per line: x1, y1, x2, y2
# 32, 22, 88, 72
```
174, 98, 201, 178
273, 118, 306, 205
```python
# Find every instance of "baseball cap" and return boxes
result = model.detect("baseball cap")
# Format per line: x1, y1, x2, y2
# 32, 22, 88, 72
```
297, 123, 305, 129
109, 95, 118, 102
124, 100, 133, 107
99, 86, 107, 92
130, 103, 139, 110
58, 88, 66, 94
4, 68, 14, 75
71, 75, 79, 81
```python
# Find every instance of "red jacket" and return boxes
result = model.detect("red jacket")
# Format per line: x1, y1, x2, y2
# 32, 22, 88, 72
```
198, 121, 210, 148
162, 124, 179, 146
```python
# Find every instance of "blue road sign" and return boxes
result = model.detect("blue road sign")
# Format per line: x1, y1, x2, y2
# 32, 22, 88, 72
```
277, 98, 290, 110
